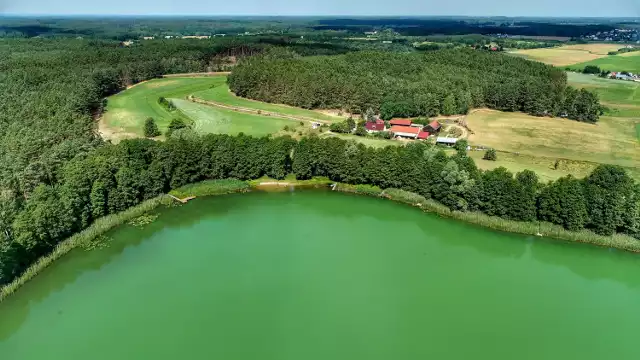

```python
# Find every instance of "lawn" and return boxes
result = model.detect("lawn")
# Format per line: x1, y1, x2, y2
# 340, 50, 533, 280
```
466, 109, 640, 170
511, 44, 621, 67
102, 77, 222, 138
192, 82, 343, 122
567, 72, 640, 118
569, 51, 640, 74
170, 99, 293, 136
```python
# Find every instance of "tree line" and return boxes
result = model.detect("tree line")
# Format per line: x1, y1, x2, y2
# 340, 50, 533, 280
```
1, 132, 638, 286
229, 49, 602, 123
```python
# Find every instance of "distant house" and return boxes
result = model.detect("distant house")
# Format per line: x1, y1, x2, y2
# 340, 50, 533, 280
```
436, 137, 458, 146
365, 120, 385, 133
390, 125, 420, 139
417, 131, 430, 140
426, 120, 441, 133
143, 36, 155, 40
616, 73, 633, 81
390, 119, 412, 126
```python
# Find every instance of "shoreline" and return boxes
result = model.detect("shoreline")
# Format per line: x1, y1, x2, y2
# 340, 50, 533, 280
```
2, 178, 638, 302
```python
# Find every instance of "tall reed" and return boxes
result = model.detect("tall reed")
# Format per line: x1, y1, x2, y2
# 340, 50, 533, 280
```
0, 195, 171, 303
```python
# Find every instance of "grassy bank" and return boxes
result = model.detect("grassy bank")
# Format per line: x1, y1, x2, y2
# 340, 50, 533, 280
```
379, 188, 640, 253
169, 179, 250, 198
0, 195, 172, 303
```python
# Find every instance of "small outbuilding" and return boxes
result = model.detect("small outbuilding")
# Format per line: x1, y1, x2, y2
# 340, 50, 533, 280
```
417, 131, 430, 140
436, 137, 458, 146
426, 120, 441, 133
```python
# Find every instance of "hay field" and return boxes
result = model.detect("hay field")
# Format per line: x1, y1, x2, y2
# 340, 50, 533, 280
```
511, 44, 621, 67
466, 109, 640, 169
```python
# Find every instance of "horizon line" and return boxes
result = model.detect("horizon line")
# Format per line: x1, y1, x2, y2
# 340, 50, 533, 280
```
2, 14, 639, 19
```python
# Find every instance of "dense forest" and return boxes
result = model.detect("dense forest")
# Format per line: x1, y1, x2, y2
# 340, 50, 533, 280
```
229, 49, 601, 122
0, 37, 636, 289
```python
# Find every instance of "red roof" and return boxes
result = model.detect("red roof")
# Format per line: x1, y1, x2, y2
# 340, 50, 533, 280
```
390, 125, 420, 135
428, 120, 441, 130
365, 121, 385, 131
418, 131, 430, 139
390, 119, 412, 126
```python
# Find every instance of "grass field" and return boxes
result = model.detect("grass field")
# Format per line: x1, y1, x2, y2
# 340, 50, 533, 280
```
466, 109, 640, 171
103, 77, 221, 139
170, 99, 292, 136
567, 72, 640, 117
102, 76, 328, 141
192, 81, 342, 122
511, 44, 622, 67
569, 51, 640, 74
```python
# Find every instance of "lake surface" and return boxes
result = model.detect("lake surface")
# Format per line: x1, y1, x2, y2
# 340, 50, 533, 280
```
1, 190, 640, 359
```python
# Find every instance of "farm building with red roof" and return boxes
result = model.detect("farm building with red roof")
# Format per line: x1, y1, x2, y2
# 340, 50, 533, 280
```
390, 119, 412, 126
365, 120, 385, 132
390, 125, 420, 139
417, 131, 430, 140
426, 120, 441, 133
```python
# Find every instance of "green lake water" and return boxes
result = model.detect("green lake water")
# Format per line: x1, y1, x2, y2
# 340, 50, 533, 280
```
1, 190, 640, 359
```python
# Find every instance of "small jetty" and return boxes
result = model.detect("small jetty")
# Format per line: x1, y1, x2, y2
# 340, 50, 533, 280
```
169, 194, 196, 204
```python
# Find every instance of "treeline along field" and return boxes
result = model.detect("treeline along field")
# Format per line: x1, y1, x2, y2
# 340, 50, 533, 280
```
228, 49, 601, 122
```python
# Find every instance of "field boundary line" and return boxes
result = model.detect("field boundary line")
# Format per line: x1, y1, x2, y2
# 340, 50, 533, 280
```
188, 96, 332, 124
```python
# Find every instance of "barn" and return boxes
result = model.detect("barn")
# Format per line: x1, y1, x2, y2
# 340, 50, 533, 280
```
390, 125, 420, 139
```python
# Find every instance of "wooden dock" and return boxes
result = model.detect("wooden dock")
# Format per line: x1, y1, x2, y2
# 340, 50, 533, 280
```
168, 194, 196, 204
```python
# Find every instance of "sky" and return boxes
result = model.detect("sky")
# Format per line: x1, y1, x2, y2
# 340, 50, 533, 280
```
1, 0, 639, 17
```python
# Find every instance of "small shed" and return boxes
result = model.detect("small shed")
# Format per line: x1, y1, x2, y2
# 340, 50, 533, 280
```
426, 120, 441, 133
436, 137, 458, 146
417, 131, 430, 140
390, 125, 420, 139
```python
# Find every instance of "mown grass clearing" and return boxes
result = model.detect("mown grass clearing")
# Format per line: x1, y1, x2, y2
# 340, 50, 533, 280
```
192, 81, 342, 122
569, 51, 640, 74
567, 72, 640, 118
103, 77, 221, 139
170, 99, 293, 136
466, 109, 640, 170
511, 44, 621, 67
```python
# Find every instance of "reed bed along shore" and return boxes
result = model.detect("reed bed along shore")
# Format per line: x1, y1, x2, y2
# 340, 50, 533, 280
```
0, 196, 172, 303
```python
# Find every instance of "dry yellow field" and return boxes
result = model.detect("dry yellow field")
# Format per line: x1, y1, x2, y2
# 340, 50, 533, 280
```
466, 109, 640, 169
512, 44, 622, 67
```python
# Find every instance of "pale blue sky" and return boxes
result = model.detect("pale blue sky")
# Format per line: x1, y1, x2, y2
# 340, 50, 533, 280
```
2, 0, 639, 17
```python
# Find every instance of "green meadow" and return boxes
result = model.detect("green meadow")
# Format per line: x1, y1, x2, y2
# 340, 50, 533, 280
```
569, 51, 640, 74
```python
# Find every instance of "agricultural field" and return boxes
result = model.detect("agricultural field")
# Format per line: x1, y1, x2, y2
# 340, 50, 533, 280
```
192, 81, 342, 122
567, 72, 640, 118
510, 44, 621, 67
466, 109, 640, 174
101, 75, 330, 141
568, 51, 640, 74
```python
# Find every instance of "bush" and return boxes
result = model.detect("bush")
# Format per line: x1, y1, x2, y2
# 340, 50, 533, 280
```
354, 124, 367, 137
143, 117, 161, 138
483, 148, 497, 161
166, 118, 187, 137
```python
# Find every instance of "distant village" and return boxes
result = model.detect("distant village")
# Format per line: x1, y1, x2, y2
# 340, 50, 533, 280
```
582, 29, 640, 43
